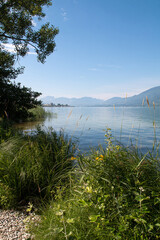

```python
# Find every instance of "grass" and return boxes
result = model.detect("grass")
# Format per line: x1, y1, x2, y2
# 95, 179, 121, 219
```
0, 119, 160, 239
28, 106, 52, 121
0, 120, 20, 143
0, 126, 76, 208
30, 130, 160, 239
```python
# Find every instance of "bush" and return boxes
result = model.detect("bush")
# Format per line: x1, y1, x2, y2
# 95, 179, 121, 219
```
28, 106, 52, 121
0, 127, 76, 208
0, 120, 19, 143
31, 131, 160, 239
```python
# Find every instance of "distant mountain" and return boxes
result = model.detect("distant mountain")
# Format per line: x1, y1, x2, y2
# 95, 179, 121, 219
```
104, 86, 160, 106
41, 96, 104, 106
41, 86, 160, 107
41, 96, 55, 103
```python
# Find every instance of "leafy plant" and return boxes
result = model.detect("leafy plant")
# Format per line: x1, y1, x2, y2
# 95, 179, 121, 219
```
31, 132, 160, 239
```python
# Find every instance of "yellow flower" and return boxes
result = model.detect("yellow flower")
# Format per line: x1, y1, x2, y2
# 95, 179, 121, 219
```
96, 155, 104, 161
116, 145, 120, 150
86, 186, 93, 193
70, 157, 76, 160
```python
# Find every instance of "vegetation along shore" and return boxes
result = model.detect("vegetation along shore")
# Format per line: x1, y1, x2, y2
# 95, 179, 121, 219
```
0, 0, 160, 239
0, 120, 160, 239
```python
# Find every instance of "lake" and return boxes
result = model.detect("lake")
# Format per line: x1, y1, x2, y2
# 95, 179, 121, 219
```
18, 106, 160, 153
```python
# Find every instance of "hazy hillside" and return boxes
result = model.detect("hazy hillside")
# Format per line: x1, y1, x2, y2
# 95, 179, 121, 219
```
41, 96, 104, 106
41, 86, 160, 107
104, 86, 160, 106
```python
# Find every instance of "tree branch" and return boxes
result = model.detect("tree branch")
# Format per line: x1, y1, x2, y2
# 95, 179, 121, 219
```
0, 33, 38, 52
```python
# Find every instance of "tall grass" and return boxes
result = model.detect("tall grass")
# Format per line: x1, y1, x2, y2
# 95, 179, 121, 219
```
0, 120, 21, 143
30, 130, 160, 239
0, 127, 76, 208
28, 106, 52, 121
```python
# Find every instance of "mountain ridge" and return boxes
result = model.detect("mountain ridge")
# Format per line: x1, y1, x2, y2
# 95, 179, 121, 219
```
41, 86, 160, 107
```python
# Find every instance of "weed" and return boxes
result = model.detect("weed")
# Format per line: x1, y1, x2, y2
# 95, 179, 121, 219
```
31, 132, 160, 239
0, 127, 76, 208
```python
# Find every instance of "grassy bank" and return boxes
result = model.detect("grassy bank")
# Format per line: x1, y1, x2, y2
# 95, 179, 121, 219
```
30, 130, 160, 239
0, 126, 76, 208
0, 124, 160, 239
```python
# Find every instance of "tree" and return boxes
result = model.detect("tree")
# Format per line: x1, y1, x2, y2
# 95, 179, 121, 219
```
0, 0, 59, 121
0, 80, 42, 121
0, 47, 41, 121
0, 47, 23, 82
0, 0, 59, 63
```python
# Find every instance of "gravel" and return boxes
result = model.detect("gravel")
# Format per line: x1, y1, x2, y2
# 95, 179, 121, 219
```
0, 209, 35, 240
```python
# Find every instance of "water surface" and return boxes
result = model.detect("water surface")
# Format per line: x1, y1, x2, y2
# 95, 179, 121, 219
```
17, 106, 160, 152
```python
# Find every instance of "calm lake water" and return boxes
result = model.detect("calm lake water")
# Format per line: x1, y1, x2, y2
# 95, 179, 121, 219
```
19, 106, 160, 153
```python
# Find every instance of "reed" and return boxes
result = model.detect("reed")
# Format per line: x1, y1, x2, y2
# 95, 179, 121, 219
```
28, 106, 52, 121
0, 127, 76, 208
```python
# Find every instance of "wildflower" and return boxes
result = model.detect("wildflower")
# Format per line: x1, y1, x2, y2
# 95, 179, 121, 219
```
96, 155, 104, 161
86, 186, 92, 193
139, 187, 145, 192
116, 145, 120, 150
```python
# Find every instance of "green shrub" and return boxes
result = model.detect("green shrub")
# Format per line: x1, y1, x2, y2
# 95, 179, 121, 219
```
31, 131, 160, 239
0, 182, 16, 209
0, 120, 19, 143
0, 128, 76, 208
28, 106, 52, 121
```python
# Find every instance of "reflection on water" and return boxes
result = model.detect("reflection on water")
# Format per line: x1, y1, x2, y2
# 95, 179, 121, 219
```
14, 113, 57, 131
14, 120, 44, 130
15, 107, 160, 152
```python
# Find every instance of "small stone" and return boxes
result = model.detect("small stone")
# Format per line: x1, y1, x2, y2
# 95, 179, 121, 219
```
0, 209, 34, 240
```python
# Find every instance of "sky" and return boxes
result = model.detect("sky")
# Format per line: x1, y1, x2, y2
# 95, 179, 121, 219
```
13, 0, 160, 100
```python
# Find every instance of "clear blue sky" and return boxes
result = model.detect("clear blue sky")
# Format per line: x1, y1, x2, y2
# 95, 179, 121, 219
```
16, 0, 160, 100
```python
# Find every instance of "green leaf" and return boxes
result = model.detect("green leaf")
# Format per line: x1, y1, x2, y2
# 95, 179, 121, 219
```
89, 215, 100, 222
66, 218, 75, 224
54, 227, 63, 234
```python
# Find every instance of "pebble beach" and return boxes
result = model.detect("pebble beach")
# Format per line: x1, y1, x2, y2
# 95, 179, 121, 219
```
0, 209, 34, 240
